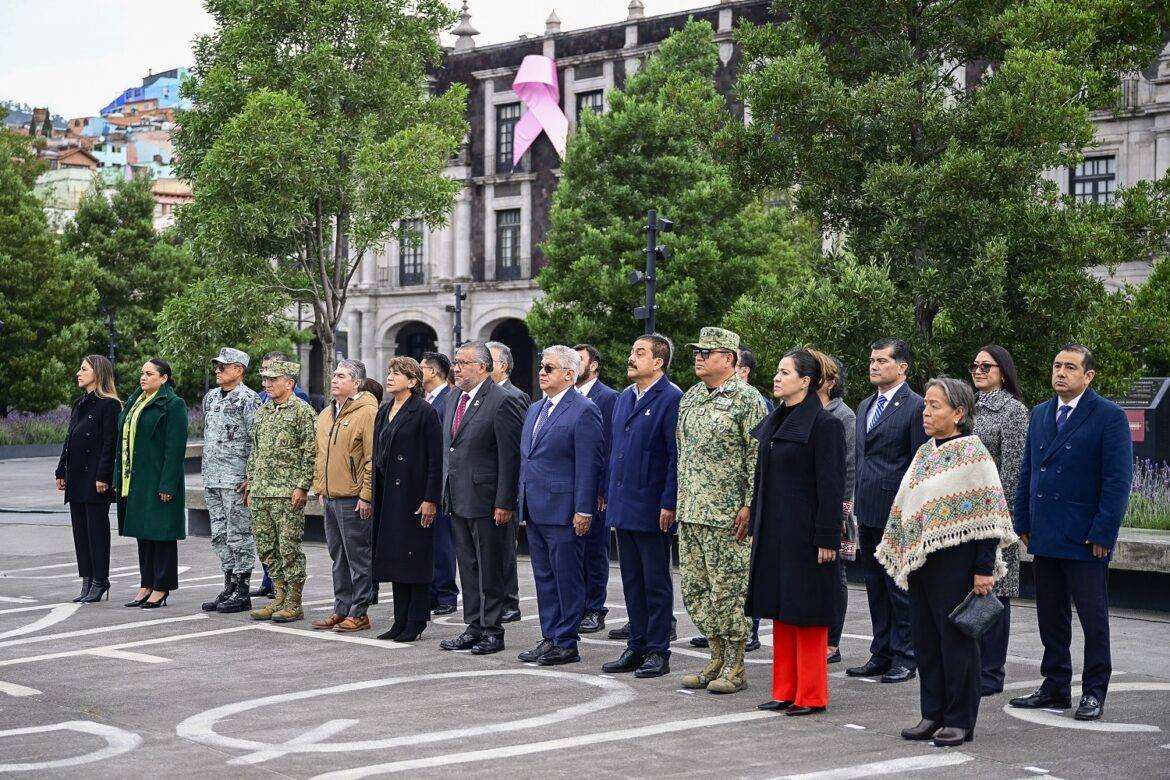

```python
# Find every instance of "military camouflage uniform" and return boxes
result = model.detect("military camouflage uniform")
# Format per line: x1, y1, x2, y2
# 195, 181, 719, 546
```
246, 390, 317, 584
203, 382, 259, 574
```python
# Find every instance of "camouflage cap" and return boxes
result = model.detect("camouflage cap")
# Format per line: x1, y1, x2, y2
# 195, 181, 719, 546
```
260, 360, 300, 379
686, 327, 741, 352
211, 347, 250, 368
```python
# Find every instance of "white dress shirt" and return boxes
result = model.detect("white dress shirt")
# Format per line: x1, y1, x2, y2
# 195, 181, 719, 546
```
866, 382, 905, 429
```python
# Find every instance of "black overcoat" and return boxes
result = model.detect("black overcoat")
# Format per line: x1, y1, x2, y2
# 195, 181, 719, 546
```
56, 392, 121, 505
371, 393, 443, 584
745, 391, 846, 626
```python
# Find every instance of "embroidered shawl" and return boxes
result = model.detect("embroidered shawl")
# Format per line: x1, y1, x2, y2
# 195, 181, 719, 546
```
876, 436, 1018, 590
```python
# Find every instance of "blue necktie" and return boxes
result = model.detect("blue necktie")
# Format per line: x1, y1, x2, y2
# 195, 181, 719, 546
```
868, 395, 888, 432
532, 399, 552, 441
1056, 404, 1072, 431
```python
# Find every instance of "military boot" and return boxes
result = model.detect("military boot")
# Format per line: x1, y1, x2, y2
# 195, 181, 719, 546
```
217, 573, 253, 614
681, 636, 724, 689
202, 573, 234, 612
250, 580, 286, 620
271, 580, 304, 623
707, 638, 747, 694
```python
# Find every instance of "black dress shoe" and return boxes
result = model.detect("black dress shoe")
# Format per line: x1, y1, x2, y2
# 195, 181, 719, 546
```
501, 608, 522, 623
980, 687, 1003, 698
932, 726, 973, 746
827, 648, 841, 664
757, 699, 795, 711
690, 636, 709, 648
607, 622, 631, 640
880, 666, 916, 684
440, 631, 482, 651
845, 658, 890, 677
634, 652, 670, 678
785, 704, 826, 716
518, 639, 554, 663
602, 648, 647, 673
900, 719, 941, 740
1075, 695, 1103, 720
745, 635, 761, 653
250, 584, 275, 599
579, 611, 605, 634
432, 604, 457, 616
471, 636, 505, 655
1009, 689, 1071, 709
538, 646, 580, 665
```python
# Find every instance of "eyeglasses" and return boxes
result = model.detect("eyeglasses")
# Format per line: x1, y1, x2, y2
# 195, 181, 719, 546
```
452, 359, 482, 368
212, 364, 238, 373
692, 348, 731, 360
538, 363, 565, 374
968, 362, 999, 374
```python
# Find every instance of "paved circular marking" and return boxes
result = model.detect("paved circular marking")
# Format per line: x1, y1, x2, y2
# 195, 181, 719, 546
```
0, 604, 80, 640
1002, 682, 1170, 732
176, 669, 634, 764
0, 720, 142, 771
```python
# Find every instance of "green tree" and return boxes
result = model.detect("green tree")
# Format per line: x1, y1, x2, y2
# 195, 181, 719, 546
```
527, 19, 817, 390
61, 176, 196, 391
726, 0, 1170, 395
174, 0, 468, 392
0, 125, 97, 414
40, 110, 51, 138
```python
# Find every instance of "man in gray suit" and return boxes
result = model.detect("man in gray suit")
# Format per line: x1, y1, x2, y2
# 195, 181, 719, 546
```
488, 340, 528, 623
438, 342, 526, 655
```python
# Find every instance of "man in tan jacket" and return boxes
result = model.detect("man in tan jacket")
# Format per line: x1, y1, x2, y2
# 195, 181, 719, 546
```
311, 359, 379, 632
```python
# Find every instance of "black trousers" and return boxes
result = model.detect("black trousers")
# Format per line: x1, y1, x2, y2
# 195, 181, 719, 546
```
137, 539, 178, 590
392, 582, 431, 625
450, 514, 512, 639
828, 558, 850, 647
1034, 555, 1112, 703
70, 502, 111, 579
616, 529, 674, 655
860, 524, 915, 668
979, 597, 1012, 694
908, 542, 982, 730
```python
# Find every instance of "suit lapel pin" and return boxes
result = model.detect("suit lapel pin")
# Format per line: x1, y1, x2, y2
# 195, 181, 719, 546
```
644, 409, 651, 416
474, 400, 480, 407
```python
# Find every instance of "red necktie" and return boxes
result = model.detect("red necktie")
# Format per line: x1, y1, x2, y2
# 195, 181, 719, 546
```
452, 392, 471, 436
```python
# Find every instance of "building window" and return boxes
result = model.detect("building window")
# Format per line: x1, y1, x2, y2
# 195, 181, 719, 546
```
1070, 156, 1116, 204
496, 209, 522, 280
576, 90, 604, 122
496, 103, 521, 173
398, 219, 425, 286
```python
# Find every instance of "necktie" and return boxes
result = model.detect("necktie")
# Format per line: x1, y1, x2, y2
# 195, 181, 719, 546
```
1056, 404, 1072, 431
451, 392, 471, 436
532, 399, 553, 441
868, 394, 888, 432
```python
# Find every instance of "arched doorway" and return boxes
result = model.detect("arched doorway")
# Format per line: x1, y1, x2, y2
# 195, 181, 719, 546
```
395, 322, 438, 361
489, 318, 537, 398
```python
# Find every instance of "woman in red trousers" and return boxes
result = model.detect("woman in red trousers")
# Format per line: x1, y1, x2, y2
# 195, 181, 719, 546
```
745, 349, 846, 715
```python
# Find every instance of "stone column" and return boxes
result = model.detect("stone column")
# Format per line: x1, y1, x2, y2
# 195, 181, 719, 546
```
454, 188, 472, 279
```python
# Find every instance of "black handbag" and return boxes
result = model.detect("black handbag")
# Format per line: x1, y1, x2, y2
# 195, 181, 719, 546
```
948, 590, 1004, 639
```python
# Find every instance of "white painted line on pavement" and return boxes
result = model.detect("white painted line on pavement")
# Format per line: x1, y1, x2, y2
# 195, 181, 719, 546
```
88, 649, 171, 664
1024, 768, 1051, 774
0, 720, 142, 771
0, 602, 73, 615
0, 613, 205, 650
0, 596, 35, 603
256, 623, 411, 649
0, 562, 76, 573
0, 679, 41, 696
1002, 671, 1126, 692
5, 564, 140, 580
1003, 682, 1169, 732
0, 603, 81, 640
774, 752, 974, 779
311, 710, 777, 778
0, 625, 258, 667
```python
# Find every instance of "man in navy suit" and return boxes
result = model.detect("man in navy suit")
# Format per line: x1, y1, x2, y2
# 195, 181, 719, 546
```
847, 338, 928, 684
516, 345, 604, 665
600, 334, 682, 678
1010, 345, 1132, 721
421, 352, 459, 615
574, 343, 620, 634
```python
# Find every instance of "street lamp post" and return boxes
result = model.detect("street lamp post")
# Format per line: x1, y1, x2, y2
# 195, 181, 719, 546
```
445, 283, 467, 350
629, 209, 673, 335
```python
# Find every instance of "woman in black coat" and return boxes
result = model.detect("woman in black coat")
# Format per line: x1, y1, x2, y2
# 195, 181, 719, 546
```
55, 355, 122, 603
371, 356, 442, 642
746, 349, 846, 716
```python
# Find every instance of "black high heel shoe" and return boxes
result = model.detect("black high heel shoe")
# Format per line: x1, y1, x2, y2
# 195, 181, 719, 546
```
377, 618, 406, 641
395, 621, 426, 642
139, 591, 170, 609
80, 578, 110, 603
73, 578, 93, 603
124, 591, 150, 608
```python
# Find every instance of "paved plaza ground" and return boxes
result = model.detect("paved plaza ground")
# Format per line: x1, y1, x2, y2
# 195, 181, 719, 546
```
0, 456, 1168, 778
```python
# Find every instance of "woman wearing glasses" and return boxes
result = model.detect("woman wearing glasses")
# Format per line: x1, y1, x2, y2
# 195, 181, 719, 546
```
969, 345, 1029, 696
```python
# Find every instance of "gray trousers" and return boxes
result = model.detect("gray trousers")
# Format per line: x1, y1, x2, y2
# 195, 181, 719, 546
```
206, 487, 255, 574
323, 496, 374, 617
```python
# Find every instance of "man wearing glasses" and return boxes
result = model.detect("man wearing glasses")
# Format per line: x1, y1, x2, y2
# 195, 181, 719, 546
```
200, 347, 260, 614
677, 327, 767, 695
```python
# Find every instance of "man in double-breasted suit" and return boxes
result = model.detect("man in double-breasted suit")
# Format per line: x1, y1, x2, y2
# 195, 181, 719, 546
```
516, 346, 604, 666
575, 343, 620, 634
438, 342, 526, 656
422, 352, 458, 616
847, 338, 928, 683
1009, 345, 1132, 721
600, 334, 682, 678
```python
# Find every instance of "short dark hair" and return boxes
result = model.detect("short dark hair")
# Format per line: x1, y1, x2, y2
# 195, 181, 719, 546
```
574, 344, 602, 372
421, 351, 450, 380
976, 344, 1024, 402
738, 349, 757, 376
830, 356, 846, 400
1058, 343, 1096, 373
638, 333, 673, 369
360, 377, 384, 404
147, 357, 177, 388
871, 338, 912, 367
783, 348, 822, 393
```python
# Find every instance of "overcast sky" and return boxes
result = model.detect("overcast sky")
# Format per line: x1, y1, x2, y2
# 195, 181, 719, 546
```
0, 0, 709, 118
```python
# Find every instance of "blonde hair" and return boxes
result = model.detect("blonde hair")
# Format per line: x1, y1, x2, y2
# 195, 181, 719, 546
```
805, 348, 838, 392
83, 355, 122, 405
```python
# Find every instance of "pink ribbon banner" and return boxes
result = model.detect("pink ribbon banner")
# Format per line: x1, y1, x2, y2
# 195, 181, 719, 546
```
511, 55, 568, 166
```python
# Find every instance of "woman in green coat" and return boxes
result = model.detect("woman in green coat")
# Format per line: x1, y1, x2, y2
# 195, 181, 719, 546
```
114, 358, 189, 608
